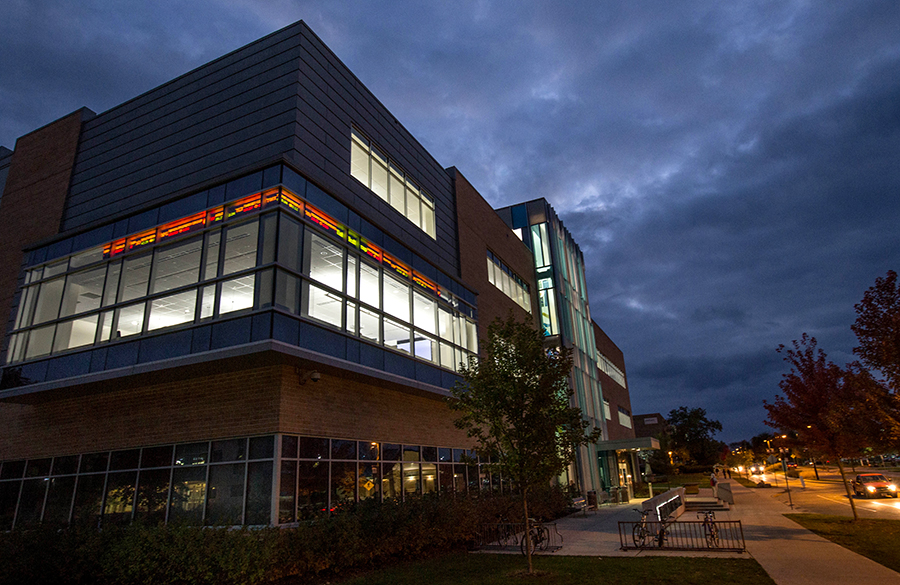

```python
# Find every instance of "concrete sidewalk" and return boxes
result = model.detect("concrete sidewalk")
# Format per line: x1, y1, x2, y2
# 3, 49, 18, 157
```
546, 481, 900, 584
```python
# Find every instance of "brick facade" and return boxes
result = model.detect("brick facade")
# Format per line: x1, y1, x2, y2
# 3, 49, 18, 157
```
0, 109, 94, 362
0, 361, 468, 462
593, 321, 634, 441
453, 168, 537, 337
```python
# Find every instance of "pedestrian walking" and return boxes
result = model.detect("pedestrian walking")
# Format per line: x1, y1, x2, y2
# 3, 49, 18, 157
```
710, 471, 719, 499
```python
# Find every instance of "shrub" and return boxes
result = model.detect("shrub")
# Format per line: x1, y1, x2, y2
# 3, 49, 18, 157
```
0, 489, 572, 584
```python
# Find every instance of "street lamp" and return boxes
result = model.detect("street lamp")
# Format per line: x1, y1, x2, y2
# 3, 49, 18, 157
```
805, 425, 820, 480
779, 446, 794, 509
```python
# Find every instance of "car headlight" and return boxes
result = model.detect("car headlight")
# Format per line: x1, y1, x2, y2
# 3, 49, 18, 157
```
890, 485, 897, 491
867, 485, 876, 492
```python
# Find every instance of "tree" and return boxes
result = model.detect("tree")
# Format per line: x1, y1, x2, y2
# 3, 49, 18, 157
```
666, 406, 723, 466
448, 315, 601, 574
764, 334, 889, 520
852, 270, 900, 446
853, 270, 900, 391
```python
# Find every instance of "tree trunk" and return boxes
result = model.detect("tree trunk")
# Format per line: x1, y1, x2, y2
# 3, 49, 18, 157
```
523, 487, 533, 574
836, 459, 858, 521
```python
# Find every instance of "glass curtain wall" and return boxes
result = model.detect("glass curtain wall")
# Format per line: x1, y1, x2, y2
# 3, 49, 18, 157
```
501, 200, 607, 493
6, 187, 477, 375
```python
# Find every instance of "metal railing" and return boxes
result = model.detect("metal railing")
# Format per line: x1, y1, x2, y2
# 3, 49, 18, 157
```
476, 521, 563, 553
618, 520, 745, 552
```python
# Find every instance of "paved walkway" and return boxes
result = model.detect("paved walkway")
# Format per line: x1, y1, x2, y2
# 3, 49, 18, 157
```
545, 481, 900, 584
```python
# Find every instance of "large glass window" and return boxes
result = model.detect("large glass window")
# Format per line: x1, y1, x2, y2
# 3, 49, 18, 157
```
170, 466, 206, 525
206, 463, 245, 526
278, 216, 302, 273
349, 129, 436, 239
359, 262, 380, 308
14, 286, 37, 329
25, 324, 55, 359
222, 220, 258, 275
389, 165, 405, 214
305, 283, 342, 328
359, 307, 380, 342
350, 132, 370, 187
219, 275, 254, 314
53, 315, 98, 352
102, 262, 121, 307
151, 237, 202, 294
43, 476, 75, 526
119, 253, 152, 303
279, 460, 297, 523
331, 462, 356, 506
204, 232, 221, 280
148, 290, 197, 331
371, 148, 389, 201
486, 252, 531, 313
60, 266, 106, 318
71, 475, 105, 526
275, 271, 300, 314
384, 319, 410, 353
33, 278, 65, 324
115, 303, 145, 338
358, 463, 379, 500
383, 274, 409, 322
306, 233, 343, 291
297, 461, 327, 516
135, 468, 170, 524
104, 471, 136, 525
7, 183, 475, 372
413, 292, 436, 335
246, 461, 272, 525
414, 333, 437, 363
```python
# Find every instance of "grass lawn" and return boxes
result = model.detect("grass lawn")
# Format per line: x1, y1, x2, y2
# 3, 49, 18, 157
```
732, 476, 759, 488
785, 514, 900, 574
339, 552, 775, 585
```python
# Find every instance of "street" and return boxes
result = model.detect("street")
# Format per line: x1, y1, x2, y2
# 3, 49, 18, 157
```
748, 466, 900, 519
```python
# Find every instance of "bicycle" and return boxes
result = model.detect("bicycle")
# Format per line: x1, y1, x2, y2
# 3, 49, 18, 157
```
496, 517, 516, 547
657, 517, 670, 548
632, 508, 652, 547
698, 510, 719, 548
520, 518, 551, 555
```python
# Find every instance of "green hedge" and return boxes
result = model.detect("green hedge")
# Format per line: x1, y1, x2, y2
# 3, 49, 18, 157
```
0, 487, 570, 585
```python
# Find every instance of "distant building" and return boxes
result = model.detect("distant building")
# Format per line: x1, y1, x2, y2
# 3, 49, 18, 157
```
634, 413, 669, 440
0, 20, 648, 528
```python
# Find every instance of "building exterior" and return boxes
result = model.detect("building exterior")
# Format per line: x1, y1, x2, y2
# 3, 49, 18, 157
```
634, 413, 669, 441
0, 21, 642, 529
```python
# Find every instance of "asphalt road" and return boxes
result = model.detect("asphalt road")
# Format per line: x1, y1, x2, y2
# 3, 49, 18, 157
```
747, 466, 900, 519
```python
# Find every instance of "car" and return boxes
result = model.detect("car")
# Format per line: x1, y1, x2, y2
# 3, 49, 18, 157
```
850, 474, 898, 498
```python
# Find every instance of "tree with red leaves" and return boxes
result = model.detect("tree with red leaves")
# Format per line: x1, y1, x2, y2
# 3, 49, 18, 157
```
853, 270, 900, 444
853, 270, 900, 390
764, 335, 888, 521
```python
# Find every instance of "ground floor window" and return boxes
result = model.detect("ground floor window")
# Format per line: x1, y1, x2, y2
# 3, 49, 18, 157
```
0, 434, 512, 529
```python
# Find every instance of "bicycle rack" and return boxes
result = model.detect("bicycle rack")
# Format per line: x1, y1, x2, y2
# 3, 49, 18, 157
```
476, 521, 563, 553
618, 520, 746, 552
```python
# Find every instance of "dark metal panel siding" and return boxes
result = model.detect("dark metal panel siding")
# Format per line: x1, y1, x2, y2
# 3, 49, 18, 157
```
62, 20, 460, 276
285, 26, 460, 276
62, 23, 308, 231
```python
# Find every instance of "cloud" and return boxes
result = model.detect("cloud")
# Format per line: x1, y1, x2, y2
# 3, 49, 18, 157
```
1, 0, 898, 441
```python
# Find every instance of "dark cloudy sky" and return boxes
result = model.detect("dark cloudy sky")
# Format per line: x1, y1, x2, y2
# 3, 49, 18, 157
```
2, 1, 898, 443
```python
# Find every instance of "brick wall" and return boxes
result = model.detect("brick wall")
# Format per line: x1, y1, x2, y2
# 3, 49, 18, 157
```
0, 362, 470, 461
0, 109, 94, 363
278, 365, 469, 447
593, 321, 635, 441
0, 364, 281, 460
453, 168, 537, 339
